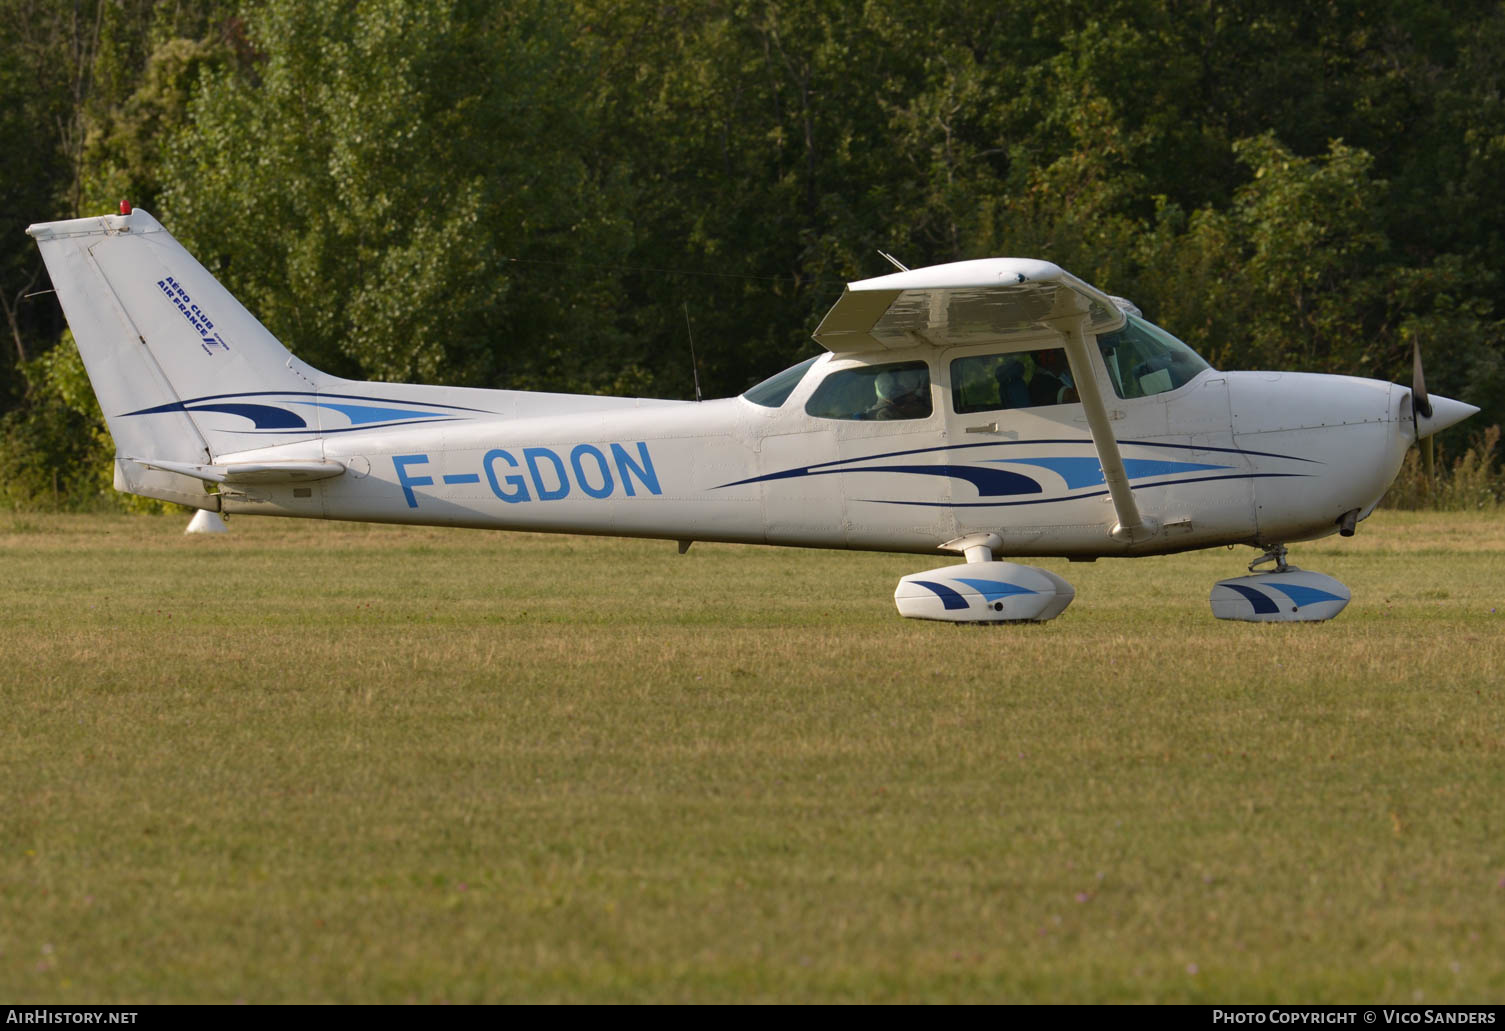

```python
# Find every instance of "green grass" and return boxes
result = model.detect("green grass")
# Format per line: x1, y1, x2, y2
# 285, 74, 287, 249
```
2, 510, 1503, 1003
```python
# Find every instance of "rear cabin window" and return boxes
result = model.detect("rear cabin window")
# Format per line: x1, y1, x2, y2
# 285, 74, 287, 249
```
805, 360, 932, 421
950, 348, 1079, 413
1095, 315, 1210, 399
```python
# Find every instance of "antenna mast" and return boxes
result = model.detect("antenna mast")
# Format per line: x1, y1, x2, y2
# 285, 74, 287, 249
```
683, 302, 703, 402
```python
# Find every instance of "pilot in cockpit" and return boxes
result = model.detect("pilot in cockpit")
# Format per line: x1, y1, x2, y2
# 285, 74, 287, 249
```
1028, 349, 1078, 406
992, 349, 1079, 409
870, 367, 930, 420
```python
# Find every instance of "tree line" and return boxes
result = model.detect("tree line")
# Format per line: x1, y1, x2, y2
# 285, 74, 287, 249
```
4, 0, 1502, 509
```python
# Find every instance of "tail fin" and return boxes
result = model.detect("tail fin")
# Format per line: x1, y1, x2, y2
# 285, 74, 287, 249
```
27, 209, 329, 505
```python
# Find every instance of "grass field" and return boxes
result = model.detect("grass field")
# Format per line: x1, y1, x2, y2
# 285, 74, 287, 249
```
2, 509, 1503, 1003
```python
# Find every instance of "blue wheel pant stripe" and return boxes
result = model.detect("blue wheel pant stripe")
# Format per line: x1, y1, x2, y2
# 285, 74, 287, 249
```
910, 580, 971, 610
953, 577, 1038, 600
1264, 583, 1345, 607
1223, 583, 1280, 614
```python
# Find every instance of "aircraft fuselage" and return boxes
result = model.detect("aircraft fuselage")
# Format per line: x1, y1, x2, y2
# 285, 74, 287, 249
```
214, 359, 1416, 559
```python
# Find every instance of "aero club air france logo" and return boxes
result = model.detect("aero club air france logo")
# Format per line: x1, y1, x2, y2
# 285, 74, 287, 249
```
156, 275, 230, 356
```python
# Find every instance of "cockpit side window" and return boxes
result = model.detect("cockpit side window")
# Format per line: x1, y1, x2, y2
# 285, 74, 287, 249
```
805, 360, 932, 421
742, 356, 819, 408
1095, 315, 1211, 399
950, 348, 1079, 414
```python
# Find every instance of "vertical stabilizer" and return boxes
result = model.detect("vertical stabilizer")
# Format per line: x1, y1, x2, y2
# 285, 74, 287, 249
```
26, 210, 328, 470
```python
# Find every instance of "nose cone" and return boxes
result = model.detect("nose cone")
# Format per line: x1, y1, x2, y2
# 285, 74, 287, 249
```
1416, 393, 1480, 439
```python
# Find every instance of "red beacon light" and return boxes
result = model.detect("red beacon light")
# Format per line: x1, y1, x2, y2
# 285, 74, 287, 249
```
119, 200, 132, 215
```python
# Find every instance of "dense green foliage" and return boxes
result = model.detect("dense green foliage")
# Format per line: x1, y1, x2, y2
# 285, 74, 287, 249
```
3, 0, 1503, 508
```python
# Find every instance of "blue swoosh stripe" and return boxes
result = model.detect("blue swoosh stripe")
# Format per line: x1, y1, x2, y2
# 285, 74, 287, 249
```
185, 403, 307, 429
120, 390, 491, 418
133, 401, 466, 430
307, 401, 454, 424
856, 472, 1313, 507
713, 438, 1320, 490
989, 456, 1231, 489
824, 464, 1042, 496
1264, 583, 1346, 607
722, 463, 1043, 495
909, 580, 970, 610
1223, 584, 1280, 614
215, 417, 465, 435
953, 577, 1038, 600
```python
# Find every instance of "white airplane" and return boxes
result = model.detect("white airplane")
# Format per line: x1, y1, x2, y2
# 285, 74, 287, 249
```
27, 207, 1478, 623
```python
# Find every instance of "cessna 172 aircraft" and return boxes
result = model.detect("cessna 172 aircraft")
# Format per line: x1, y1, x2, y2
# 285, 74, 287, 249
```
27, 207, 1477, 622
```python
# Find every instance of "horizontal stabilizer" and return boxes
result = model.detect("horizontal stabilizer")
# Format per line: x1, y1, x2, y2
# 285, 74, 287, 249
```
114, 458, 220, 511
138, 458, 347, 484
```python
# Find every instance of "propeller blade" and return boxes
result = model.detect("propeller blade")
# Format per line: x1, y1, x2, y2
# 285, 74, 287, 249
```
1411, 339, 1433, 424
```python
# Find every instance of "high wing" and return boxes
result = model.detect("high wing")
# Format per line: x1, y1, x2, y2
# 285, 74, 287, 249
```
812, 258, 1125, 354
813, 257, 1153, 542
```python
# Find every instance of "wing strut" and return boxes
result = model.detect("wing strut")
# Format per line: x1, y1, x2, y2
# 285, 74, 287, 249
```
1047, 309, 1159, 543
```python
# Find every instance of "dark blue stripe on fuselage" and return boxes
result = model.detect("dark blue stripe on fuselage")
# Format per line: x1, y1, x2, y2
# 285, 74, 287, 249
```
716, 433, 1318, 487
211, 417, 464, 435
858, 472, 1312, 507
187, 403, 307, 429
714, 438, 1320, 491
119, 390, 492, 418
749, 463, 1042, 496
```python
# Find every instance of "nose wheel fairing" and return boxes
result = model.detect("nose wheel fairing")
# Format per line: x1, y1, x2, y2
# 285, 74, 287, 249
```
1210, 567, 1350, 622
1209, 542, 1350, 621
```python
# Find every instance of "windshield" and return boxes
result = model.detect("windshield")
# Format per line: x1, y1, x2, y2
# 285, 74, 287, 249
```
1095, 315, 1211, 399
742, 356, 819, 408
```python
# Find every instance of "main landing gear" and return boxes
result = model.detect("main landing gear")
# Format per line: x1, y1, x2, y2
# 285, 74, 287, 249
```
894, 533, 1076, 623
894, 537, 1353, 624
1209, 543, 1350, 622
